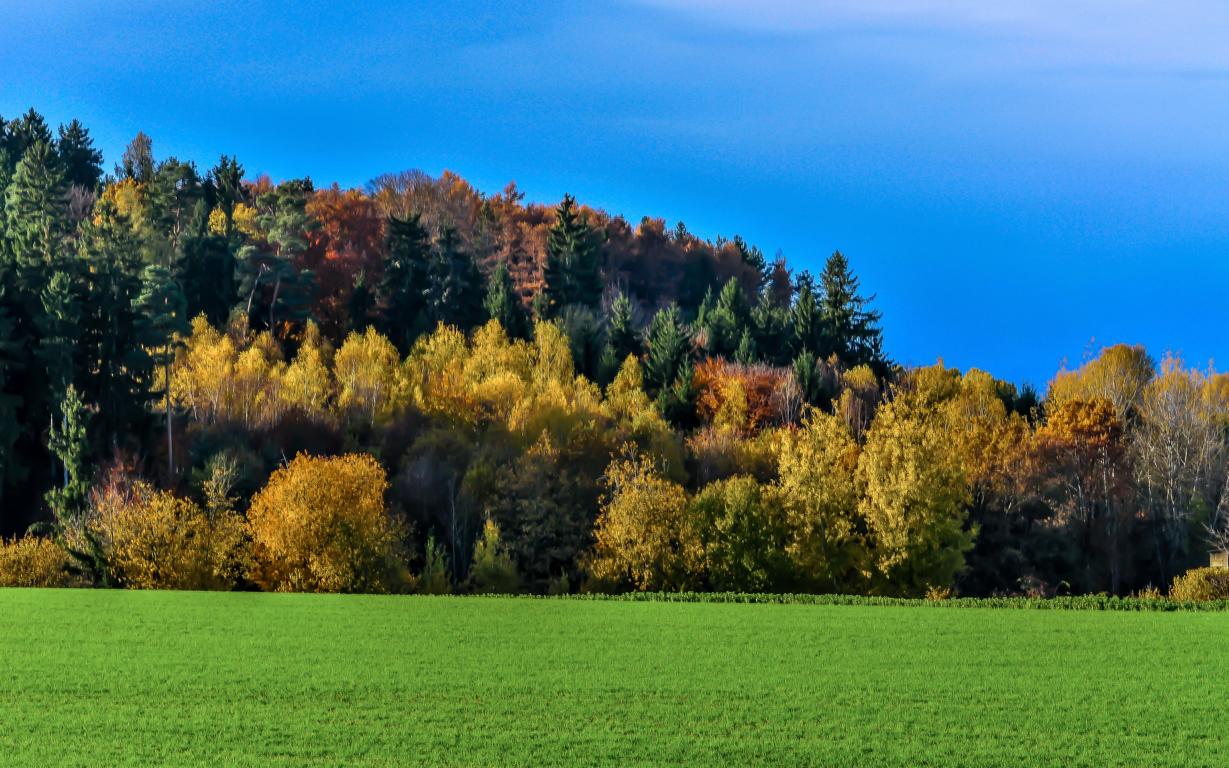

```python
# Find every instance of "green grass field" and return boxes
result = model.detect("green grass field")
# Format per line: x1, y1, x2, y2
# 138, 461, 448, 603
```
1, 590, 1226, 766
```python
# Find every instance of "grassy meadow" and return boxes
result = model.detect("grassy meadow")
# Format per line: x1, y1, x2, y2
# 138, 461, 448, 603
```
1, 589, 1226, 767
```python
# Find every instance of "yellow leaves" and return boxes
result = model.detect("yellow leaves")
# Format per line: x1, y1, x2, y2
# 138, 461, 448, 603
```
280, 322, 334, 419
86, 480, 248, 591
96, 178, 145, 229
246, 453, 405, 593
0, 537, 79, 588
206, 202, 260, 237
1047, 344, 1154, 418
335, 326, 402, 425
586, 452, 701, 591
856, 395, 971, 595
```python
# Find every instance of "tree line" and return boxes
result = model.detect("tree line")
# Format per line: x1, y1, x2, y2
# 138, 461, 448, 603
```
1, 107, 1227, 598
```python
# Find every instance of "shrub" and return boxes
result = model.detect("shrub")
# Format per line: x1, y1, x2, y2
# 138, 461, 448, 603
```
1169, 567, 1229, 602
87, 478, 249, 590
467, 520, 520, 594
247, 453, 408, 593
0, 536, 80, 588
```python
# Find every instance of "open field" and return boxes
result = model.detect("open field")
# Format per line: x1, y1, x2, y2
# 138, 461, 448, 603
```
1, 590, 1226, 767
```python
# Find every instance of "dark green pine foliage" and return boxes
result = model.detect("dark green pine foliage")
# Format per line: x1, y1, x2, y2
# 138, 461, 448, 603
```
734, 327, 757, 365
347, 270, 375, 334
484, 261, 529, 339
36, 267, 82, 398
0, 269, 23, 514
148, 158, 203, 251
750, 292, 790, 365
644, 304, 696, 424
703, 278, 749, 358
239, 180, 315, 332
792, 350, 833, 407
5, 140, 68, 301
209, 155, 244, 241
558, 305, 604, 382
598, 292, 641, 381
790, 271, 821, 356
379, 214, 432, 352
733, 235, 768, 289
79, 202, 152, 448
3, 109, 53, 168
135, 263, 189, 477
426, 226, 484, 331
818, 250, 885, 370
45, 384, 90, 528
541, 194, 602, 316
177, 200, 236, 326
56, 119, 103, 190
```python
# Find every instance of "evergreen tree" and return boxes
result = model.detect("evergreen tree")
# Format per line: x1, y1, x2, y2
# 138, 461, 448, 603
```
45, 384, 89, 528
0, 269, 23, 515
484, 261, 529, 339
178, 228, 236, 326
135, 263, 189, 476
209, 155, 244, 241
541, 194, 602, 316
56, 119, 103, 190
558, 305, 604, 382
426, 226, 484, 331
347, 269, 375, 334
600, 292, 641, 373
750, 292, 790, 365
644, 304, 692, 397
734, 326, 757, 365
36, 268, 82, 398
78, 201, 151, 447
790, 270, 821, 355
5, 109, 53, 165
818, 250, 885, 370
379, 214, 432, 351
238, 180, 315, 333
702, 277, 749, 358
5, 140, 68, 301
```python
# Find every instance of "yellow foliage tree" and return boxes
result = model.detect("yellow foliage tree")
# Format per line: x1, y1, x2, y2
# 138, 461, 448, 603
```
280, 321, 334, 420
586, 452, 702, 591
770, 408, 867, 592
857, 394, 972, 596
87, 480, 249, 590
246, 453, 407, 593
334, 326, 404, 425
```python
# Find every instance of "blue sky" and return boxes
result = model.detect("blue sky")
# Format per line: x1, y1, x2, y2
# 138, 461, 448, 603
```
3, 1, 1228, 386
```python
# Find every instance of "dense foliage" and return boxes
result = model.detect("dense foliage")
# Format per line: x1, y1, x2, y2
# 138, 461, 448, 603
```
2, 107, 1228, 598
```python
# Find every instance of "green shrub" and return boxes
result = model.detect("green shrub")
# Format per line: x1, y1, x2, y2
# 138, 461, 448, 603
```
1169, 567, 1229, 602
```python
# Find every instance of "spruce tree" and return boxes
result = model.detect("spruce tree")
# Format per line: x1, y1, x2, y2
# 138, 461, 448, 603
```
818, 250, 885, 369
0, 269, 22, 514
379, 213, 432, 351
209, 155, 244, 241
37, 268, 82, 398
178, 228, 236, 326
347, 270, 375, 334
644, 304, 692, 397
56, 119, 103, 190
45, 384, 89, 528
5, 140, 68, 301
427, 226, 484, 331
734, 326, 757, 365
541, 194, 602, 316
703, 277, 749, 358
135, 263, 189, 476
790, 271, 821, 356
604, 292, 640, 361
484, 261, 529, 339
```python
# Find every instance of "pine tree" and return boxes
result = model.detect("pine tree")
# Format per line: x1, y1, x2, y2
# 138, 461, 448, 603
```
45, 384, 89, 528
427, 226, 484, 331
36, 268, 81, 398
541, 194, 602, 316
734, 326, 757, 365
484, 261, 529, 339
379, 213, 432, 351
135, 263, 189, 476
209, 155, 244, 241
79, 201, 151, 447
790, 270, 821, 355
56, 119, 103, 190
644, 304, 692, 397
818, 251, 885, 369
5, 140, 68, 300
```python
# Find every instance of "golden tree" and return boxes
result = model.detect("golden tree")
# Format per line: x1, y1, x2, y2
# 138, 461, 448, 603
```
246, 453, 407, 593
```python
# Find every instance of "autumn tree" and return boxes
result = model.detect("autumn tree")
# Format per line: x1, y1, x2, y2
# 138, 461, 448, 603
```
246, 453, 407, 593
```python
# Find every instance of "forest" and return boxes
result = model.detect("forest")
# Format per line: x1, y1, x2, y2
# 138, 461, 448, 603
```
1, 106, 1227, 598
